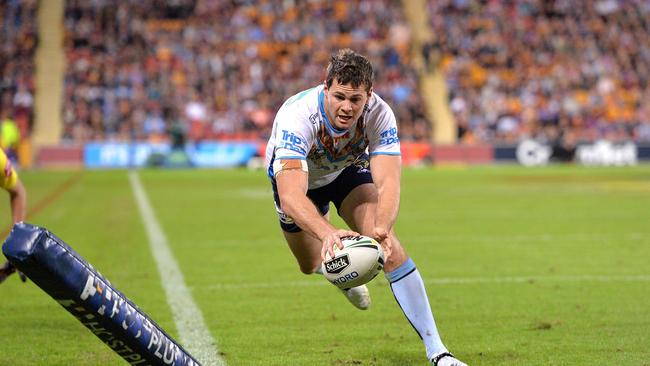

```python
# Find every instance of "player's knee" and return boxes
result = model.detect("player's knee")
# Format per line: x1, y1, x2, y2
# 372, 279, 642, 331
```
291, 251, 321, 274
298, 262, 319, 275
384, 255, 405, 272
384, 238, 407, 272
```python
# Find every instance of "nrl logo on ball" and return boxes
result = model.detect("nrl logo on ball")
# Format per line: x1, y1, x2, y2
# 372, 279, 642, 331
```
324, 254, 350, 274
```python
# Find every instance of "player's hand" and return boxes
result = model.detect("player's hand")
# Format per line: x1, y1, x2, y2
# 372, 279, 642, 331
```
373, 227, 392, 260
320, 229, 359, 260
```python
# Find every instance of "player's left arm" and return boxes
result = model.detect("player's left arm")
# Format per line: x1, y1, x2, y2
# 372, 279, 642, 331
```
369, 153, 401, 244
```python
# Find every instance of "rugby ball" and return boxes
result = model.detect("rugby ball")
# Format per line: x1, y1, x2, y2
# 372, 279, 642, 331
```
322, 235, 385, 290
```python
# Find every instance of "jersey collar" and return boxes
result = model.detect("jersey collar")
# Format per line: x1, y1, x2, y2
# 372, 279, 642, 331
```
319, 89, 349, 137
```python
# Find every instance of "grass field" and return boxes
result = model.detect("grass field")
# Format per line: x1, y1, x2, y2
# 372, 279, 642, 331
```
0, 165, 649, 366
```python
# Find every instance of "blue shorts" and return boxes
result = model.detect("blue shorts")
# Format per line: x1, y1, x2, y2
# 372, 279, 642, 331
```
271, 155, 373, 233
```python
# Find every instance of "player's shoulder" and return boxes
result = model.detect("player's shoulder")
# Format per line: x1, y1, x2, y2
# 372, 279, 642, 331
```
274, 85, 322, 136
364, 91, 396, 123
278, 85, 322, 115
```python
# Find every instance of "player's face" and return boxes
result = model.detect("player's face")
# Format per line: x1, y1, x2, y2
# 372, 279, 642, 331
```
324, 79, 372, 130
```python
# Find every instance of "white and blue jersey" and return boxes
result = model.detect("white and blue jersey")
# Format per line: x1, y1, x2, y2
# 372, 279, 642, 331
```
265, 84, 401, 189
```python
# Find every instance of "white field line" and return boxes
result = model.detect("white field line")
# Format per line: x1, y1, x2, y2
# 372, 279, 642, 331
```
407, 232, 648, 243
203, 274, 650, 291
129, 171, 225, 366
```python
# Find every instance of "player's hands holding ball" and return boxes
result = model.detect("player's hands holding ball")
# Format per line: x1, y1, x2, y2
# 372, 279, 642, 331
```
320, 228, 360, 260
372, 227, 392, 260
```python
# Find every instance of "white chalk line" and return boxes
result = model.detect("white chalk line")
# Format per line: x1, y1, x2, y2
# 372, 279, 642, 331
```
203, 274, 650, 291
129, 171, 226, 366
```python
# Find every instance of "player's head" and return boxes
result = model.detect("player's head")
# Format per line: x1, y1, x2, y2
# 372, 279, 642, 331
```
325, 49, 374, 92
323, 49, 374, 130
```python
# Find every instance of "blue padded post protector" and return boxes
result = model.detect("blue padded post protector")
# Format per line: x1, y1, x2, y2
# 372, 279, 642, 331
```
2, 222, 202, 366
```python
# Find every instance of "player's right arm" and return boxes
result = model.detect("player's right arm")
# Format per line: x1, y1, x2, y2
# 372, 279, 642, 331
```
0, 148, 27, 283
7, 179, 26, 223
271, 91, 357, 258
0, 149, 26, 223
275, 165, 357, 259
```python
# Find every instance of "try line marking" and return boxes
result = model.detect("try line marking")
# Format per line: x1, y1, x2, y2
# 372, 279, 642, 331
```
129, 171, 226, 366
203, 274, 650, 290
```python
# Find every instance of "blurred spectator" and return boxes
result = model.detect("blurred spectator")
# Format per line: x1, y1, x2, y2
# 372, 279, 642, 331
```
0, 109, 20, 159
0, 0, 38, 141
429, 0, 650, 145
62, 0, 432, 144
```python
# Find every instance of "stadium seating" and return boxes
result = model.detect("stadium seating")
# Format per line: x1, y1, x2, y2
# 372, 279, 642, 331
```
0, 0, 37, 142
7, 1, 650, 151
62, 0, 431, 143
428, 0, 650, 145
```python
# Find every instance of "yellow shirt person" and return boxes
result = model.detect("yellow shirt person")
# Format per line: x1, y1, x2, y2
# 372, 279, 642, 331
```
0, 115, 20, 153
0, 148, 27, 283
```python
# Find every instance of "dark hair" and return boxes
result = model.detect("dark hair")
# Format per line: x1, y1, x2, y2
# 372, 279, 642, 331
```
325, 49, 374, 91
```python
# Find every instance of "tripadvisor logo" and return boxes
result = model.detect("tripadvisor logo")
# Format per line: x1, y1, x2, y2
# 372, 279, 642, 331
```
324, 254, 350, 274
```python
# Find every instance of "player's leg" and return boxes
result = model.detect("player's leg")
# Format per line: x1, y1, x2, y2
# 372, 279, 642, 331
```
338, 184, 465, 365
0, 260, 17, 284
282, 215, 328, 274
0, 261, 27, 284
335, 182, 407, 270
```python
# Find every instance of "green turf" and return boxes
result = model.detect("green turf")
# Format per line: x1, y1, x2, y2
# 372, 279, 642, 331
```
1, 165, 649, 365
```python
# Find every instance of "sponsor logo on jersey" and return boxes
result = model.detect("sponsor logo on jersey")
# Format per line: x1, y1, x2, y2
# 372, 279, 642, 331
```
324, 254, 350, 274
378, 127, 399, 146
309, 113, 320, 125
274, 203, 295, 224
280, 130, 307, 155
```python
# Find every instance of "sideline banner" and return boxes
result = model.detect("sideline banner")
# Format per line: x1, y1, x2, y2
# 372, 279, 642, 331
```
84, 142, 258, 168
499, 140, 646, 166
84, 143, 170, 168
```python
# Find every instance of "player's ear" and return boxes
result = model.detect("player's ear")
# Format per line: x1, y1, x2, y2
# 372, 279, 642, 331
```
367, 86, 373, 98
323, 80, 328, 91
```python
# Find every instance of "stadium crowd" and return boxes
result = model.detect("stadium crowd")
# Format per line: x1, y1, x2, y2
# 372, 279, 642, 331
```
429, 0, 650, 146
0, 0, 37, 155
6, 0, 649, 149
62, 0, 431, 144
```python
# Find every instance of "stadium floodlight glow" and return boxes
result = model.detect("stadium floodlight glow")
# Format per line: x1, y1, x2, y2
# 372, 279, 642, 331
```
2, 222, 203, 366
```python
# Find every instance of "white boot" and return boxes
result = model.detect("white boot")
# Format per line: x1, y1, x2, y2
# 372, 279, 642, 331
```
431, 352, 468, 366
340, 285, 371, 310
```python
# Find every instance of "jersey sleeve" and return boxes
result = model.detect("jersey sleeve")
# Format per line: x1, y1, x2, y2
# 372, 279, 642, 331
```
366, 101, 401, 156
0, 149, 18, 191
271, 105, 314, 161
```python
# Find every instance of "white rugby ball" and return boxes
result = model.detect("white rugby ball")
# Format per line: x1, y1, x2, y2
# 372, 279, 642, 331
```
322, 235, 385, 290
